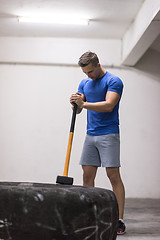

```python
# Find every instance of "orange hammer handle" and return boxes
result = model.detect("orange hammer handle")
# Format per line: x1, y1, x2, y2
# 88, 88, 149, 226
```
63, 132, 74, 176
63, 103, 77, 177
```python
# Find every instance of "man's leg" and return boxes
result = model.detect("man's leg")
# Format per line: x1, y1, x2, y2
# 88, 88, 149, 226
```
106, 167, 125, 219
82, 165, 98, 187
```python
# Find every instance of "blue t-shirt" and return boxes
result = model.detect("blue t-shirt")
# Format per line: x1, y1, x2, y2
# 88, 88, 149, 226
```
78, 71, 123, 136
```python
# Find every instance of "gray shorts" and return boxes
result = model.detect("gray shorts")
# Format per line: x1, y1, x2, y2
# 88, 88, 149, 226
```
79, 134, 120, 168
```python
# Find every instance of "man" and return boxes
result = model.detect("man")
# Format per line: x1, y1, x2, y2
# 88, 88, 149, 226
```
70, 51, 126, 235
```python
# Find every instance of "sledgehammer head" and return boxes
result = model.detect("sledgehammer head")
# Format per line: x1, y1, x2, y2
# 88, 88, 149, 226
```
56, 175, 73, 185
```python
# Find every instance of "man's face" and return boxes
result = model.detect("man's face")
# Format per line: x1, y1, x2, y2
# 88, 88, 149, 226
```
81, 63, 101, 80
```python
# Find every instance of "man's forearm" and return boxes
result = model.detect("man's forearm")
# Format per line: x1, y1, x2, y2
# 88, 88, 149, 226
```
82, 101, 113, 112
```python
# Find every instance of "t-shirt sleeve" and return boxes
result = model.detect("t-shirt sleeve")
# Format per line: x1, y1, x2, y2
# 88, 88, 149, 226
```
78, 79, 86, 94
108, 77, 123, 96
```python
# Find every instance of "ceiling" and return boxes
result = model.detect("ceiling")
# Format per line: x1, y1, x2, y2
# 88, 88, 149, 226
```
0, 0, 159, 67
150, 34, 160, 53
0, 0, 145, 39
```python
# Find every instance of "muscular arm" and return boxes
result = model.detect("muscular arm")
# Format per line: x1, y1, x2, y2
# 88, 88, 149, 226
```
76, 91, 120, 112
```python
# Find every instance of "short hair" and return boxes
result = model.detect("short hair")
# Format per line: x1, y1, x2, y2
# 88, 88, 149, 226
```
78, 51, 99, 67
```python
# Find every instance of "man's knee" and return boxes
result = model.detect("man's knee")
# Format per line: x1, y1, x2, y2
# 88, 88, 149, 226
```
106, 167, 121, 186
83, 172, 91, 184
82, 165, 97, 186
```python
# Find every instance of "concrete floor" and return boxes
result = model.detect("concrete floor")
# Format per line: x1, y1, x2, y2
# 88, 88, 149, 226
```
117, 198, 160, 240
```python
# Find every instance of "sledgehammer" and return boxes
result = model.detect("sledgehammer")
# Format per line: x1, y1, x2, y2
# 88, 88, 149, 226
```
56, 103, 77, 185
